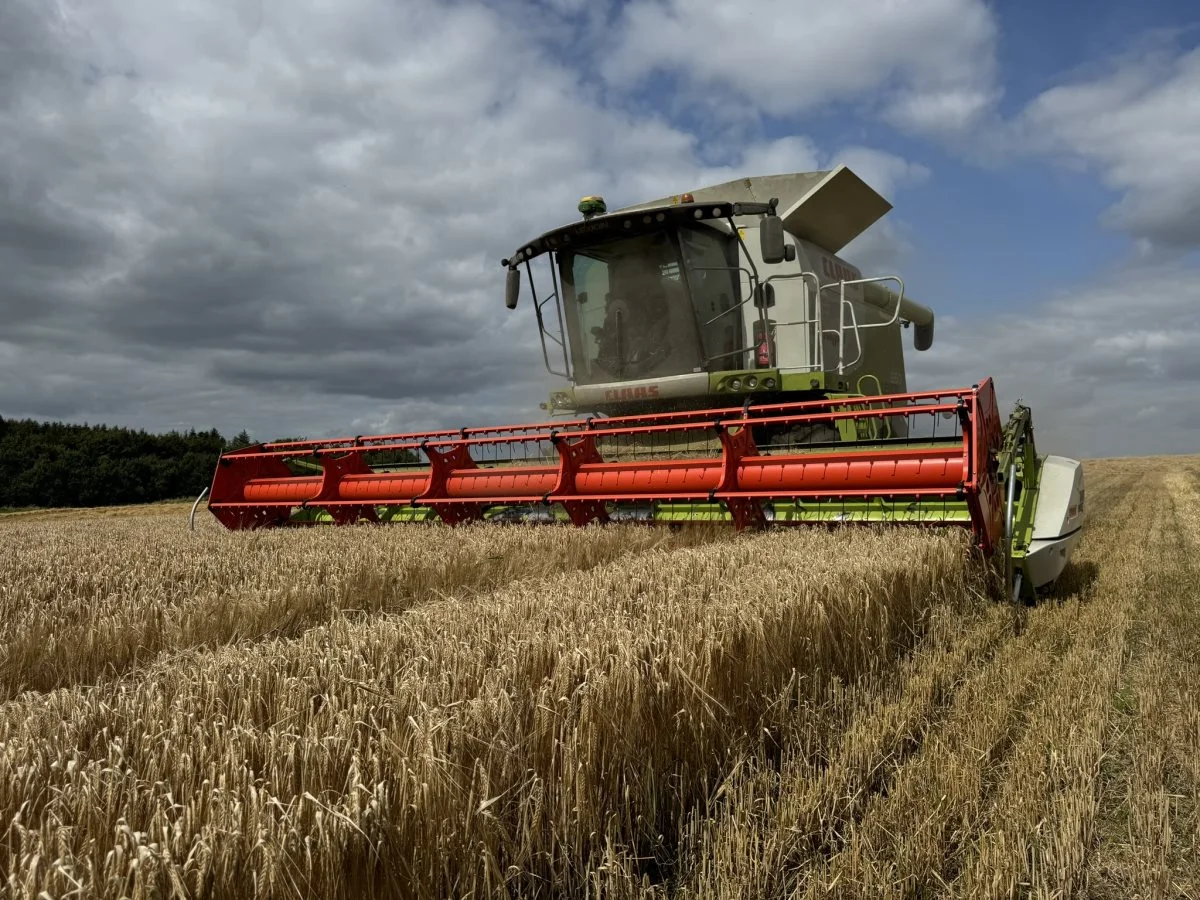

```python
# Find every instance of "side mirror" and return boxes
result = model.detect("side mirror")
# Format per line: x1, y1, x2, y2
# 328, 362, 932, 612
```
754, 283, 775, 309
505, 267, 521, 310
760, 215, 786, 264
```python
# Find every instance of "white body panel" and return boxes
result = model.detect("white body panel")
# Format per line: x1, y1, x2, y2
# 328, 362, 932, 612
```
736, 229, 868, 373
735, 232, 912, 391
1025, 455, 1086, 589
570, 371, 711, 407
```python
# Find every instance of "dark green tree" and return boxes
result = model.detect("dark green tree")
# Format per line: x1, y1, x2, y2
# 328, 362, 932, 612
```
226, 430, 254, 450
0, 418, 230, 509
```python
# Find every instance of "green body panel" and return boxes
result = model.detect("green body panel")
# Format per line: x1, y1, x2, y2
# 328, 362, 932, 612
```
995, 404, 1044, 602
379, 507, 440, 523
288, 507, 327, 524
706, 369, 851, 395
653, 498, 972, 525
279, 497, 971, 528
287, 506, 440, 524
778, 370, 854, 393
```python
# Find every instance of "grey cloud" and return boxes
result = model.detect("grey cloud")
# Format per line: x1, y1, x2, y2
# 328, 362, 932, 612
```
208, 323, 536, 402
0, 0, 578, 436
0, 187, 111, 273
1162, 349, 1200, 382
0, 3, 69, 104
1070, 354, 1158, 381
908, 267, 1200, 458
1102, 184, 1200, 250
601, 0, 1000, 133
1017, 43, 1200, 252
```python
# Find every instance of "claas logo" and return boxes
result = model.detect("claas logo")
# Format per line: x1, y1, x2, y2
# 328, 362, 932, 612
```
604, 386, 661, 402
822, 257, 861, 282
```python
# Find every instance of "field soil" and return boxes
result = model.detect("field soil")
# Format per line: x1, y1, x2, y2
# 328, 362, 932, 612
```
0, 455, 1196, 898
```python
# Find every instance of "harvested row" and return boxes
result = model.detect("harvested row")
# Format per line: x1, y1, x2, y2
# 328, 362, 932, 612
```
1, 527, 970, 899
671, 565, 1081, 899
0, 516, 728, 698
804, 600, 1080, 897
672, 585, 1013, 898
943, 530, 1135, 897
666, 456, 1196, 900
1086, 465, 1200, 898
816, 458, 1142, 898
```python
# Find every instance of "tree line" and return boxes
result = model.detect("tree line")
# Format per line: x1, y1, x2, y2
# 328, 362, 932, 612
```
0, 417, 423, 510
0, 417, 253, 509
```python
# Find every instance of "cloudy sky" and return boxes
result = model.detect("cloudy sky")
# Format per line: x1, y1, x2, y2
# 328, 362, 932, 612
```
1, 0, 1197, 459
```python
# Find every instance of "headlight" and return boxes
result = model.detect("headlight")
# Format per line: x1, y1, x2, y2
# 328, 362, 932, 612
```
745, 376, 758, 390
764, 377, 778, 390
728, 378, 742, 391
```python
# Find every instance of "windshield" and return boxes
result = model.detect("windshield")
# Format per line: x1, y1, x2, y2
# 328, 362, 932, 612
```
559, 224, 742, 384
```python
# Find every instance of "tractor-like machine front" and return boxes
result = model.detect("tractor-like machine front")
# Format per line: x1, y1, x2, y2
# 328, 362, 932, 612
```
205, 166, 1085, 601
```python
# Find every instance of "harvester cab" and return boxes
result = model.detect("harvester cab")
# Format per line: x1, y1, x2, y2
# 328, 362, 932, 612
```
205, 166, 1085, 603
503, 166, 934, 427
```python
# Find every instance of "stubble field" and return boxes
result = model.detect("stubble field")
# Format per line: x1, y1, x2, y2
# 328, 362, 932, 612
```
0, 455, 1196, 898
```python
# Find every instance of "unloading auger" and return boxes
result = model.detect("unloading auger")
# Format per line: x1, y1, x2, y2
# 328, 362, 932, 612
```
205, 166, 1085, 601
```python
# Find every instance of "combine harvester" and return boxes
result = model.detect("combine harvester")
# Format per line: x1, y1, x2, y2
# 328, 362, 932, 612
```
204, 167, 1084, 601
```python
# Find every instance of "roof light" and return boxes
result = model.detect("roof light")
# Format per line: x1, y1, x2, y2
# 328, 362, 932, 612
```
681, 192, 695, 203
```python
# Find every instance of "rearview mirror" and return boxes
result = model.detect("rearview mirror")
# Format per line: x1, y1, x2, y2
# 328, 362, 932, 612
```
760, 215, 786, 264
505, 267, 521, 310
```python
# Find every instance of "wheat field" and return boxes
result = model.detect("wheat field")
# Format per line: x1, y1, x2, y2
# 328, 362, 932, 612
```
0, 455, 1196, 898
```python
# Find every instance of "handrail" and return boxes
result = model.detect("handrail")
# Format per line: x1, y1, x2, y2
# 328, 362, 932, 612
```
527, 259, 570, 379
817, 275, 906, 373
820, 275, 906, 328
838, 296, 864, 374
727, 218, 770, 365
763, 270, 823, 371
547, 253, 571, 374
694, 265, 757, 327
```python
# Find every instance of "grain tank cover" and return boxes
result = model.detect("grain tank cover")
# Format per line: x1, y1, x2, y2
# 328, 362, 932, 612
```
617, 165, 891, 253
778, 166, 892, 253
617, 171, 832, 214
